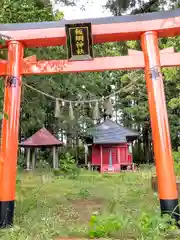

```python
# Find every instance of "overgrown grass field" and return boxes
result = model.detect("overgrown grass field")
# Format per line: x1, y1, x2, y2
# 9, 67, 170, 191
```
0, 169, 179, 240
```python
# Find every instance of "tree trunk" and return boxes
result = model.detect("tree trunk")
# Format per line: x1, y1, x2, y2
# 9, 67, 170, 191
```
143, 124, 151, 164
137, 124, 142, 163
75, 133, 79, 163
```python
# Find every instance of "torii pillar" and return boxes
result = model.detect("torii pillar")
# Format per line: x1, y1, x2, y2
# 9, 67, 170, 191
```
141, 31, 179, 221
0, 41, 24, 228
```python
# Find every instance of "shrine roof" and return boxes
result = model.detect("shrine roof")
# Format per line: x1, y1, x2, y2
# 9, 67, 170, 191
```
89, 119, 139, 144
20, 128, 63, 147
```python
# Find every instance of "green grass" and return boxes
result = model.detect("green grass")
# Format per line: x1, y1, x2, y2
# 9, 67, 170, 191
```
0, 169, 178, 240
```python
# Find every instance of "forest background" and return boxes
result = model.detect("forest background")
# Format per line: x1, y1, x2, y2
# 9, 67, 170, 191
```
0, 0, 180, 165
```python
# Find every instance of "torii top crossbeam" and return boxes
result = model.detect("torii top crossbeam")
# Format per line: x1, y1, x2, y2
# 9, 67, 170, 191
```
0, 8, 180, 76
1, 8, 180, 47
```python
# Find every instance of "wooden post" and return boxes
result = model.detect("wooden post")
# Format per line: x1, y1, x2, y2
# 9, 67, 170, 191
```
118, 147, 121, 171
100, 145, 103, 173
56, 147, 59, 169
26, 148, 31, 171
53, 146, 57, 169
84, 144, 88, 166
32, 149, 36, 170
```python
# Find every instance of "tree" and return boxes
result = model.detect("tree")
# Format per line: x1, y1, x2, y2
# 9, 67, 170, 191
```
0, 0, 57, 136
1, 0, 179, 165
104, 0, 180, 16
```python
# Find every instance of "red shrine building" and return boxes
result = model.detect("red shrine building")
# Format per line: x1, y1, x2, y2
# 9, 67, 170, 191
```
86, 120, 138, 173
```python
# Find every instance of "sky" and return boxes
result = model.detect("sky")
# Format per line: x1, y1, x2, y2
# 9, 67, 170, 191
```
54, 0, 112, 20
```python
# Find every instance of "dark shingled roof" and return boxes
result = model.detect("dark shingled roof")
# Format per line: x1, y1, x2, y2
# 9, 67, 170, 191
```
90, 120, 138, 144
20, 128, 63, 147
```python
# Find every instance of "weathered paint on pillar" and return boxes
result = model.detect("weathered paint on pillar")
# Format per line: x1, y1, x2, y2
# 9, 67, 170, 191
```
0, 41, 24, 228
141, 31, 179, 221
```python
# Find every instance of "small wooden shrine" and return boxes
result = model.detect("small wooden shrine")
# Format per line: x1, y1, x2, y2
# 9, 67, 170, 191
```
20, 128, 63, 170
86, 119, 138, 173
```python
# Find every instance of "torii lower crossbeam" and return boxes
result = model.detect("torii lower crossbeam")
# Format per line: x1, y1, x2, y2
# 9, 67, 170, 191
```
0, 50, 180, 75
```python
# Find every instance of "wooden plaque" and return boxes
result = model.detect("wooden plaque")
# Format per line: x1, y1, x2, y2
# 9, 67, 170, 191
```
65, 22, 93, 61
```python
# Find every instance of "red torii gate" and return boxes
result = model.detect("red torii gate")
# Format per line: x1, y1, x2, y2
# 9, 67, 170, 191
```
0, 8, 180, 228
